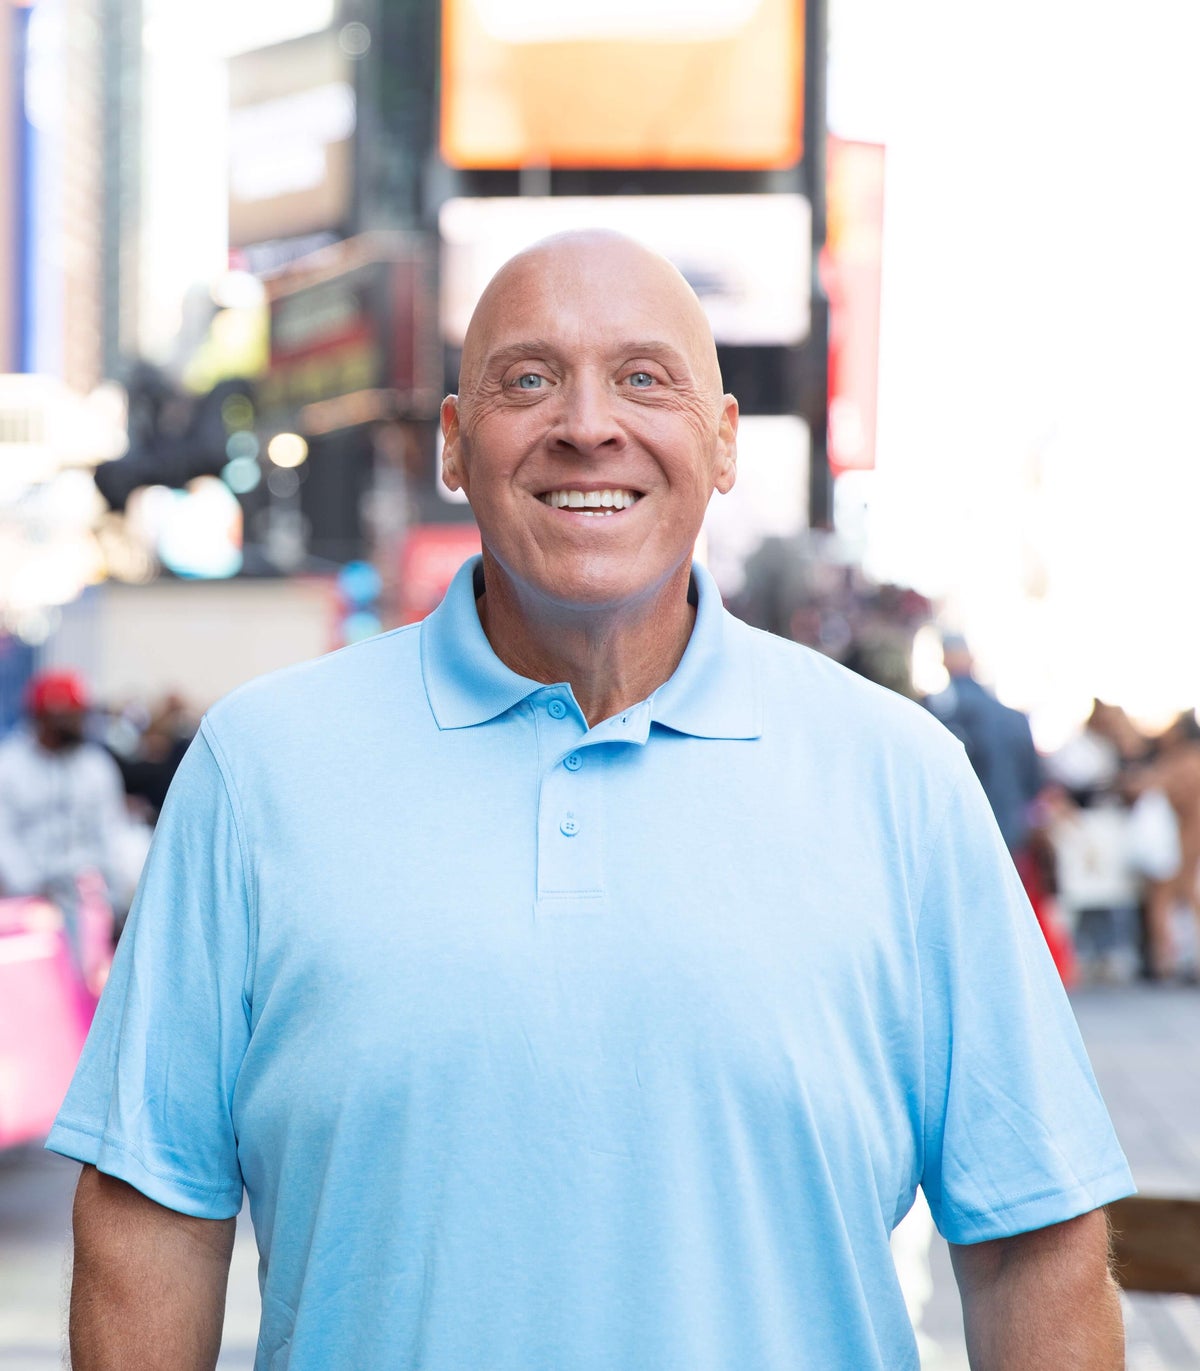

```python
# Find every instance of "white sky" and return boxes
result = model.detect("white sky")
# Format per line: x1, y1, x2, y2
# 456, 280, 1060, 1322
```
831, 0, 1200, 737
140, 0, 1200, 738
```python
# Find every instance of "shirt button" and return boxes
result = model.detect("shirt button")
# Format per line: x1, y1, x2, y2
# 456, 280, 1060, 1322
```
559, 815, 580, 837
564, 753, 583, 771
547, 699, 567, 719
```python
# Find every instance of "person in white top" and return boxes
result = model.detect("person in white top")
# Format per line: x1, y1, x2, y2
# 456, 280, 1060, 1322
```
0, 670, 132, 917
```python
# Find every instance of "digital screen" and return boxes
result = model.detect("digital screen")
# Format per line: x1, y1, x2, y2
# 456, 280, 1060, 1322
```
441, 0, 804, 170
440, 194, 812, 348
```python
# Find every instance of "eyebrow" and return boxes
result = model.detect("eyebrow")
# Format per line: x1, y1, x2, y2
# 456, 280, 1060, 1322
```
480, 339, 695, 374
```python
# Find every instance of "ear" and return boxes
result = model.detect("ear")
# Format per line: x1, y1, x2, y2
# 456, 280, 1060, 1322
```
440, 395, 466, 494
713, 393, 739, 495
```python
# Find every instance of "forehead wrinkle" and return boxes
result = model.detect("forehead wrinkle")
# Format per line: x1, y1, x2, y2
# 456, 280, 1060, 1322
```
458, 231, 726, 405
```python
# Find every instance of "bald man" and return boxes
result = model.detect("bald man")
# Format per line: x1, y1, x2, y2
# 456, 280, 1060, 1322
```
55, 233, 1131, 1371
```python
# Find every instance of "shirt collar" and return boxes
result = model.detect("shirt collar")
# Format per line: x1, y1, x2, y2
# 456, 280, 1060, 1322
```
421, 556, 761, 740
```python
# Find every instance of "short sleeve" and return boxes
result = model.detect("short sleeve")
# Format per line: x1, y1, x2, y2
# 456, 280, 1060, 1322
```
45, 726, 252, 1219
917, 756, 1134, 1244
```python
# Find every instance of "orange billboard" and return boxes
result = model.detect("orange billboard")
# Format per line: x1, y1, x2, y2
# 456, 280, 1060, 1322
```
441, 0, 804, 170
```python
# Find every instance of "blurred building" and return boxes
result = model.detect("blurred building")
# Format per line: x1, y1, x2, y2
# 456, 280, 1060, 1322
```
5, 2, 861, 708
99, 0, 142, 377
0, 0, 142, 720
218, 0, 831, 623
0, 3, 17, 373
1, 0, 141, 382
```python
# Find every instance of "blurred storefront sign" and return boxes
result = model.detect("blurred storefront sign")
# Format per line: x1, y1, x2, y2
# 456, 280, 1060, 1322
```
440, 195, 812, 349
441, 0, 804, 169
0, 373, 125, 495
259, 233, 438, 433
0, 373, 127, 642
228, 27, 356, 251
824, 137, 885, 476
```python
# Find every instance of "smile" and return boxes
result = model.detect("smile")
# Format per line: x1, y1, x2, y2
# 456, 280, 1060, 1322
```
539, 488, 641, 514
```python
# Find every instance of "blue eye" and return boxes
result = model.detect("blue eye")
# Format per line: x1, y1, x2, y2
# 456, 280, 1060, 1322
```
514, 373, 544, 390
627, 371, 655, 388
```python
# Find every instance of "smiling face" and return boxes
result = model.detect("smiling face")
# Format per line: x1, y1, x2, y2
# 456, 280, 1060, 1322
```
441, 231, 738, 628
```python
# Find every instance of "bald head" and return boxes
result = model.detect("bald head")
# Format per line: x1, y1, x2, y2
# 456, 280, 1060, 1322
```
457, 230, 724, 412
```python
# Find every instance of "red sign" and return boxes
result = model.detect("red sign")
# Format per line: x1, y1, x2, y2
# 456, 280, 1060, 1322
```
396, 523, 482, 624
824, 138, 885, 476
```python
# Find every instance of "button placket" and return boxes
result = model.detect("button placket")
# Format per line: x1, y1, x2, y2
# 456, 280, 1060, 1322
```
535, 697, 603, 907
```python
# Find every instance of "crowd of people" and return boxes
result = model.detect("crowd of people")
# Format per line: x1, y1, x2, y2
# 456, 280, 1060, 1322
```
1045, 699, 1200, 984
917, 637, 1200, 987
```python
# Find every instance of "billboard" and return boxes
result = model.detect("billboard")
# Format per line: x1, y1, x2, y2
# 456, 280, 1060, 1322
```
440, 194, 812, 349
441, 0, 804, 170
228, 28, 356, 251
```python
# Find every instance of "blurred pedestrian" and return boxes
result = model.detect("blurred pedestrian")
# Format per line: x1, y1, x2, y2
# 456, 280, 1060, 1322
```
924, 634, 1043, 854
1045, 701, 1145, 983
54, 233, 1130, 1371
1126, 711, 1200, 979
114, 692, 196, 825
0, 671, 132, 952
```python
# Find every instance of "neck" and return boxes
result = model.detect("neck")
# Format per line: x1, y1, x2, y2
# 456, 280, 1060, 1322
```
477, 564, 697, 728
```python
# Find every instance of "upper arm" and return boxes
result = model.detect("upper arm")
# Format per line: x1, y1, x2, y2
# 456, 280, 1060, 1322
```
73, 1163, 238, 1267
949, 1208, 1113, 1295
948, 1210, 1124, 1369
71, 1165, 237, 1371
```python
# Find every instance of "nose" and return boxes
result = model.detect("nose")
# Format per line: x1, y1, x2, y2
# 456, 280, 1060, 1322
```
548, 374, 625, 457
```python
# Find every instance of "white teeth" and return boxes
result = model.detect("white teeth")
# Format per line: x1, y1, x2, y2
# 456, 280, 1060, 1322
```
542, 489, 639, 511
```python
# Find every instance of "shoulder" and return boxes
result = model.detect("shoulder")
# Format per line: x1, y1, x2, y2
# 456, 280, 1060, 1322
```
731, 617, 972, 815
202, 624, 424, 758
738, 617, 963, 754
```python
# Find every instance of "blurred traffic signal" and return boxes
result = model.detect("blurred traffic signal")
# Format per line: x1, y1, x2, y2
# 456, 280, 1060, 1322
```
93, 367, 259, 512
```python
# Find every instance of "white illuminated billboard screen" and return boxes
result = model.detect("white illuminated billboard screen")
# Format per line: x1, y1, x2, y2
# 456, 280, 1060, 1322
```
439, 195, 812, 348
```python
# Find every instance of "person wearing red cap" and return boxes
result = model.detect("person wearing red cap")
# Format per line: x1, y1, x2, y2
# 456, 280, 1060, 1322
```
0, 669, 131, 914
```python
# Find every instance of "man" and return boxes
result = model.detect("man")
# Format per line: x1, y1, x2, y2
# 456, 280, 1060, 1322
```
0, 669, 130, 916
924, 633, 1044, 853
52, 233, 1132, 1370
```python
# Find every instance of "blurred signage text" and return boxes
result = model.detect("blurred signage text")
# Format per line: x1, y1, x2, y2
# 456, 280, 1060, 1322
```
260, 234, 437, 429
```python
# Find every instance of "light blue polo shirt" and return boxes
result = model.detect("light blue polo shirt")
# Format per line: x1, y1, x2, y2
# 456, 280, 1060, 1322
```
49, 556, 1132, 1370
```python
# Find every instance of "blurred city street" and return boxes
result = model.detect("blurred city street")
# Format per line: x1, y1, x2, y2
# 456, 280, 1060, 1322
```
2, 981, 1197, 1369
3, 1, 1200, 1367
